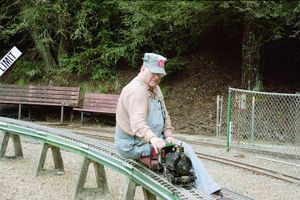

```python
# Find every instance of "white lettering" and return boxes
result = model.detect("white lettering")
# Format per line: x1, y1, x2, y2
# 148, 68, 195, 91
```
2, 57, 13, 66
0, 63, 7, 71
0, 46, 22, 77
8, 51, 17, 59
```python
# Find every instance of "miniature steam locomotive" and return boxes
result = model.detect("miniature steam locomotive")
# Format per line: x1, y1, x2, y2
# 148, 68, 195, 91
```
139, 144, 196, 187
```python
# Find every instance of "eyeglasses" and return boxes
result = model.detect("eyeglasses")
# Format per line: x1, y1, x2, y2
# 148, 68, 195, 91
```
150, 72, 164, 78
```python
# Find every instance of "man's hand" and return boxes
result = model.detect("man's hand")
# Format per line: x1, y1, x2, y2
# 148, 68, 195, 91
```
165, 136, 177, 144
150, 136, 165, 154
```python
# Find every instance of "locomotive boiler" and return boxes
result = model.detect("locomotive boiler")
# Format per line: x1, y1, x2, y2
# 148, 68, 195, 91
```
139, 144, 196, 187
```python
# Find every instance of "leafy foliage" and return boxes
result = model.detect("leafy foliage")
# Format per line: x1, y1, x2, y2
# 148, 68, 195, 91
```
3, 60, 42, 85
0, 1, 299, 90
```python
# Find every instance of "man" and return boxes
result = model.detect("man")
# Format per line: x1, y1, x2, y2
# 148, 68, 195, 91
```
115, 52, 223, 199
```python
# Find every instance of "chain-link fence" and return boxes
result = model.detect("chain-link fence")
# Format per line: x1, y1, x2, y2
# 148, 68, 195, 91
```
216, 88, 300, 164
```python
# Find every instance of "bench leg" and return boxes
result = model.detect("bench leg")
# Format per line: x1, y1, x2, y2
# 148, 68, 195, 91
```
73, 157, 108, 200
28, 106, 31, 120
18, 104, 22, 120
0, 132, 23, 158
70, 109, 74, 122
80, 111, 84, 126
34, 143, 64, 177
60, 106, 64, 124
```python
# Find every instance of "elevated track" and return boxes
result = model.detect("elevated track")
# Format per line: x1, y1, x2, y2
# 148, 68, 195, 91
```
0, 117, 210, 200
64, 126, 299, 185
0, 117, 257, 200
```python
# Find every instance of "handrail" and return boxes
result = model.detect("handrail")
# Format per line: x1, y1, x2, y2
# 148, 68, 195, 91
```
0, 117, 208, 200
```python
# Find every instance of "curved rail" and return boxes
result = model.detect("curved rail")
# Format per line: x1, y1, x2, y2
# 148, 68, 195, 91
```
0, 117, 209, 200
62, 125, 300, 160
62, 127, 299, 185
196, 153, 300, 185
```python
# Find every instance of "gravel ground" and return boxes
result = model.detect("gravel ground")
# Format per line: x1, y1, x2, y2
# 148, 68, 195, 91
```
0, 130, 299, 200
0, 139, 144, 200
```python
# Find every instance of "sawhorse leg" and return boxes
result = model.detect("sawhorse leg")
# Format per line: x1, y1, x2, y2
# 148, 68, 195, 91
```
73, 156, 108, 200
124, 178, 157, 200
0, 132, 23, 158
34, 143, 64, 177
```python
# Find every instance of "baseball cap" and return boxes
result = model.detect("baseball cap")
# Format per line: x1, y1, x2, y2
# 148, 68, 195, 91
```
142, 53, 167, 75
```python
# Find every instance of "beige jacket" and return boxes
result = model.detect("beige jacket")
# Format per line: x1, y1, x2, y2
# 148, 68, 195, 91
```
116, 73, 174, 142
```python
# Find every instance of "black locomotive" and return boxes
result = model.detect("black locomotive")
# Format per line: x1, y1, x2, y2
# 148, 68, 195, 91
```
139, 144, 196, 187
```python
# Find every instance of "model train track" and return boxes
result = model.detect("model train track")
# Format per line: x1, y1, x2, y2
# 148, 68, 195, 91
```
0, 117, 211, 200
196, 153, 300, 185
54, 124, 300, 160
59, 127, 300, 185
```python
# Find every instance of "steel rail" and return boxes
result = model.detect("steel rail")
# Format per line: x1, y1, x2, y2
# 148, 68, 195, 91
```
196, 153, 300, 185
63, 128, 300, 185
57, 125, 300, 160
0, 117, 210, 200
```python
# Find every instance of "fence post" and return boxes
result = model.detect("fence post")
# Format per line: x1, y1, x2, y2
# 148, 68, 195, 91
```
226, 89, 232, 152
251, 96, 256, 142
216, 95, 220, 139
216, 95, 219, 139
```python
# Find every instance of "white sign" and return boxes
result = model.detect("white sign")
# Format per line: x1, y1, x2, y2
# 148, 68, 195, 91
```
240, 94, 247, 109
234, 93, 247, 110
0, 46, 22, 77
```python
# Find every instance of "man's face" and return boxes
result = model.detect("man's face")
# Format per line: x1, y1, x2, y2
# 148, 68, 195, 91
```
143, 67, 163, 89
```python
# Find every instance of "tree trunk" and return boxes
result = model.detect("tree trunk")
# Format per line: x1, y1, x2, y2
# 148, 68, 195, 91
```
58, 33, 71, 67
32, 30, 57, 70
241, 14, 263, 91
57, 3, 71, 67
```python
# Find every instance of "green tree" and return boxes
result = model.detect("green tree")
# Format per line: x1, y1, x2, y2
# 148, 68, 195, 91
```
220, 1, 300, 90
1, 1, 299, 90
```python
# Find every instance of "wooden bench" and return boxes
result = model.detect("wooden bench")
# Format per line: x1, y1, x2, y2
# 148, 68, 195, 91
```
73, 93, 119, 125
0, 84, 80, 123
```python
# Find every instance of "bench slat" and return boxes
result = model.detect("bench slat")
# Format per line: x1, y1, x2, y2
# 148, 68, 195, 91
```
76, 92, 119, 114
0, 100, 76, 106
0, 96, 78, 103
0, 84, 79, 91
0, 84, 80, 123
74, 92, 119, 125
0, 84, 80, 107
0, 93, 79, 99
0, 96, 78, 101
83, 100, 118, 105
0, 89, 79, 96
73, 108, 117, 113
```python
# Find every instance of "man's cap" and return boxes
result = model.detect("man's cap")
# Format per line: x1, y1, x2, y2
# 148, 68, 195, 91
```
142, 53, 167, 75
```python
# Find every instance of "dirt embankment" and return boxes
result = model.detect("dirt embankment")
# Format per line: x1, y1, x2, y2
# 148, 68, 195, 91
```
0, 54, 241, 135
117, 55, 241, 135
